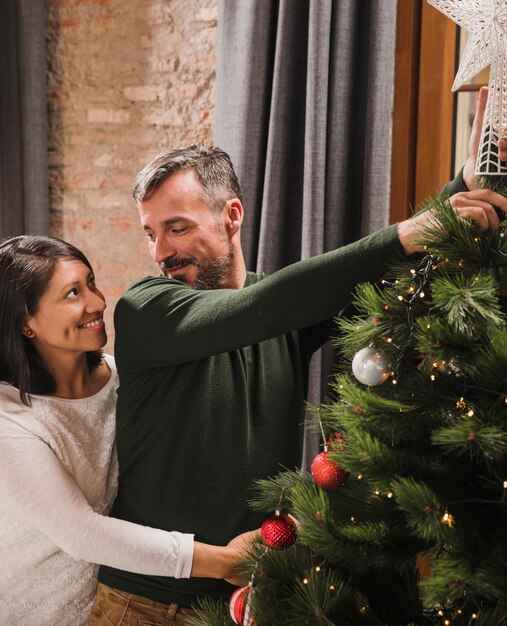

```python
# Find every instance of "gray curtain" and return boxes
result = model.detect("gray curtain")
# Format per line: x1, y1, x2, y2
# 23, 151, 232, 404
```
214, 0, 397, 465
0, 0, 49, 237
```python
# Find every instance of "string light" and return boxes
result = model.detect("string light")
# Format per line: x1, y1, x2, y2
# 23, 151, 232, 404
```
441, 511, 454, 527
387, 492, 393, 499
503, 480, 507, 489
430, 374, 436, 381
456, 397, 466, 410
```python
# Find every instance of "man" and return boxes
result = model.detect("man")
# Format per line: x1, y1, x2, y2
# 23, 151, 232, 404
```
94, 131, 506, 623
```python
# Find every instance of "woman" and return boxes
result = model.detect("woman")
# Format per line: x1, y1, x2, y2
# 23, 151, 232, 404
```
0, 235, 254, 625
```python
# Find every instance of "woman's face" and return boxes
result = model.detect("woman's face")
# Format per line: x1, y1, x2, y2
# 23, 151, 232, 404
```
25, 258, 107, 359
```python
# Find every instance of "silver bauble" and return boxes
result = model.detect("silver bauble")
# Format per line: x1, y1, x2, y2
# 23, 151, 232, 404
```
352, 347, 391, 386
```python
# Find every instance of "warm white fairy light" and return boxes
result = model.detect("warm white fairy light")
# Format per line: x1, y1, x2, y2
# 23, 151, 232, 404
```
441, 511, 455, 527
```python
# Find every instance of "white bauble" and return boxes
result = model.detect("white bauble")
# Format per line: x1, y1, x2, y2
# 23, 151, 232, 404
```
352, 347, 391, 386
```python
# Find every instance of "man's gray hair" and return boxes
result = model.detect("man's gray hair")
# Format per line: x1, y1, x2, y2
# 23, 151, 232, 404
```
132, 144, 243, 214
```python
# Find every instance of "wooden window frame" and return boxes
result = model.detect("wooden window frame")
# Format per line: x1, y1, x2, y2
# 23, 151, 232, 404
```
390, 0, 457, 222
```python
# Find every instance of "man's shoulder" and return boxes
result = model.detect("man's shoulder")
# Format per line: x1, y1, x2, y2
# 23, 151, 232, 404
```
244, 270, 267, 287
121, 275, 184, 300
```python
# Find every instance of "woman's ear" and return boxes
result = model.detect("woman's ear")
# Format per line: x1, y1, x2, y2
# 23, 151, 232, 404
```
22, 320, 35, 338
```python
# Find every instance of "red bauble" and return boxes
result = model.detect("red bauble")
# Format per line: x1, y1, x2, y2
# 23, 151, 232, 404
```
260, 513, 297, 549
311, 450, 349, 489
229, 585, 255, 625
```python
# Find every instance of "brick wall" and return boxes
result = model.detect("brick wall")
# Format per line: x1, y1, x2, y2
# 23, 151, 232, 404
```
46, 0, 218, 351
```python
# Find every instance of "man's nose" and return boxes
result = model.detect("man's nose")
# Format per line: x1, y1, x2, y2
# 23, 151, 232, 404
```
152, 237, 176, 264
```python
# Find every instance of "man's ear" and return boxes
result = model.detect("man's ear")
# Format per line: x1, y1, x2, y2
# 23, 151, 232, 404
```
224, 198, 244, 237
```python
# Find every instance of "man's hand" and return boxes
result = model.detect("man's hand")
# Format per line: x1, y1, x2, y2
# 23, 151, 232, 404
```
463, 86, 488, 190
397, 189, 507, 255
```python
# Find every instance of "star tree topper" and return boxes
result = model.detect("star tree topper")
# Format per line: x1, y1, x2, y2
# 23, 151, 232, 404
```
428, 0, 507, 175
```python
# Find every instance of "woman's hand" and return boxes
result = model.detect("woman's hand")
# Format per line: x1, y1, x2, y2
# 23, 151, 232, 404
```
190, 529, 260, 585
223, 529, 260, 586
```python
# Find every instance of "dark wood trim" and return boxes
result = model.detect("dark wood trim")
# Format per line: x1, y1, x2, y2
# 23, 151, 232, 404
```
389, 0, 422, 224
414, 2, 457, 209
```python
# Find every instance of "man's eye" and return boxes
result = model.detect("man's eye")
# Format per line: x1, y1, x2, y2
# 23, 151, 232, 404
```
172, 227, 187, 235
144, 233, 155, 242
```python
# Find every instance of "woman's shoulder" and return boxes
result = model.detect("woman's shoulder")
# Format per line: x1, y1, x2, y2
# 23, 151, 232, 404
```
0, 382, 40, 438
103, 353, 116, 373
0, 381, 24, 409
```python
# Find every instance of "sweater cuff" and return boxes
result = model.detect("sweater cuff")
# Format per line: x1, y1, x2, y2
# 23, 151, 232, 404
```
173, 532, 194, 579
439, 167, 468, 197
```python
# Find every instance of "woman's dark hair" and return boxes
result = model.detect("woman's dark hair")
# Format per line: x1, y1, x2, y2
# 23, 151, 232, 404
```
0, 235, 103, 405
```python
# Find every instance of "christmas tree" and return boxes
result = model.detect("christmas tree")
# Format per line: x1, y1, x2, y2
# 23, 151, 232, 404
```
190, 195, 507, 626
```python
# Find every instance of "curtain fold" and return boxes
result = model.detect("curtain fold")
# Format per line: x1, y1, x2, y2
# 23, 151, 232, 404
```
215, 0, 398, 466
0, 0, 49, 238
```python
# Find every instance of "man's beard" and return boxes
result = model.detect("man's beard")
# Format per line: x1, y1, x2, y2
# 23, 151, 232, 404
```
192, 243, 235, 290
160, 243, 235, 290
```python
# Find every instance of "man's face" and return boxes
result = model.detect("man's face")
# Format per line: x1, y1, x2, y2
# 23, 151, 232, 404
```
139, 169, 235, 290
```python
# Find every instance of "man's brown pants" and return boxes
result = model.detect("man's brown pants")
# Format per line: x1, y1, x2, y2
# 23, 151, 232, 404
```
88, 583, 198, 625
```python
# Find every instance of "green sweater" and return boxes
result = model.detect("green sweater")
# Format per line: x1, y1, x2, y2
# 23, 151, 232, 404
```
99, 224, 404, 606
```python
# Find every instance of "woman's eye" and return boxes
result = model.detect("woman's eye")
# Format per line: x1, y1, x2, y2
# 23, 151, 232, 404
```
66, 288, 79, 299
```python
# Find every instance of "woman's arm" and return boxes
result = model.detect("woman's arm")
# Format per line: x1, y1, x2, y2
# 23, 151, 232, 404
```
0, 416, 253, 580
